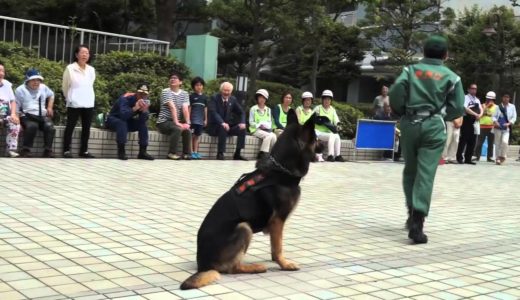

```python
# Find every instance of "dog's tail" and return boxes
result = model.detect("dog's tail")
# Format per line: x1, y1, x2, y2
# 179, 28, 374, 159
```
180, 270, 221, 290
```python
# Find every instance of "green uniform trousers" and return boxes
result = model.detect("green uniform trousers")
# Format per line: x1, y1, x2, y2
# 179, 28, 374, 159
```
400, 114, 446, 216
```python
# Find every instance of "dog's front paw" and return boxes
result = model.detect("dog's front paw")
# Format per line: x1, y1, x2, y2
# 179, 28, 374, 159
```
278, 260, 300, 271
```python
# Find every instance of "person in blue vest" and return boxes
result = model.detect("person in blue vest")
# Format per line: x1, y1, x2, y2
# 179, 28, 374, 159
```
106, 84, 154, 160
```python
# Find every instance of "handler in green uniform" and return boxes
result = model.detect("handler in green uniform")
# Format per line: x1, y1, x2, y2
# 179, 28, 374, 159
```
389, 35, 465, 244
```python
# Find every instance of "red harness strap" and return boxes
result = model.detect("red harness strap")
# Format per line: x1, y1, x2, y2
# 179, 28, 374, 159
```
236, 173, 265, 194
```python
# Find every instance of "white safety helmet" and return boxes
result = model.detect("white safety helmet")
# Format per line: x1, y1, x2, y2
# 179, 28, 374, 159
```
321, 89, 334, 98
486, 91, 496, 100
255, 89, 269, 100
301, 91, 313, 99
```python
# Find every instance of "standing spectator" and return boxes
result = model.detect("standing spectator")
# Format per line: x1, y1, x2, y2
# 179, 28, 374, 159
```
189, 76, 208, 159
106, 84, 154, 160
389, 35, 464, 244
156, 71, 192, 160
314, 90, 344, 162
15, 69, 56, 158
442, 116, 462, 164
373, 85, 389, 117
249, 89, 276, 160
456, 83, 482, 165
207, 81, 247, 160
374, 103, 398, 160
62, 44, 96, 158
0, 62, 20, 157
493, 93, 517, 165
272, 92, 293, 136
475, 91, 498, 162
296, 91, 314, 125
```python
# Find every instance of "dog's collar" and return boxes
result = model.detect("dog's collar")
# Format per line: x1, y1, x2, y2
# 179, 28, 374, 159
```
268, 155, 302, 178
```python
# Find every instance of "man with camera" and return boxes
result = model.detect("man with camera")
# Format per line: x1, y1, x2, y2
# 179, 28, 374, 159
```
106, 83, 154, 160
15, 69, 56, 158
456, 83, 482, 164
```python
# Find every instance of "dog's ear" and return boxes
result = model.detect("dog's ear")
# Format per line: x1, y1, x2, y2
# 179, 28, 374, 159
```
301, 113, 317, 143
286, 108, 298, 126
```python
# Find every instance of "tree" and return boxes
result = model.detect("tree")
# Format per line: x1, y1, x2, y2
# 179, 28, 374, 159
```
446, 5, 520, 96
360, 0, 448, 66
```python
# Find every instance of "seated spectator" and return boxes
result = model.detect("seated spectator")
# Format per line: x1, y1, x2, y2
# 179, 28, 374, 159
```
272, 92, 293, 136
189, 76, 208, 159
207, 81, 247, 160
0, 62, 21, 157
15, 69, 55, 158
156, 71, 192, 160
314, 90, 344, 162
249, 89, 276, 160
106, 84, 154, 160
296, 91, 314, 125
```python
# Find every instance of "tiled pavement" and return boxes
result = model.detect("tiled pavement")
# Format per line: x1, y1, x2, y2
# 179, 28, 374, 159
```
0, 158, 519, 300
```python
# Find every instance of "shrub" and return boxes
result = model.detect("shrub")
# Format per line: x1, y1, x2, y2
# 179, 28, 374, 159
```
94, 51, 191, 80
333, 102, 365, 139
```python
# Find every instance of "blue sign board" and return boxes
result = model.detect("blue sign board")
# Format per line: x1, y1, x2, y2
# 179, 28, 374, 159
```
355, 119, 396, 150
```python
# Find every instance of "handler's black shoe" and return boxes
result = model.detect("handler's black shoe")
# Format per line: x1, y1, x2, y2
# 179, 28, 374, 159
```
138, 152, 154, 160
408, 210, 428, 244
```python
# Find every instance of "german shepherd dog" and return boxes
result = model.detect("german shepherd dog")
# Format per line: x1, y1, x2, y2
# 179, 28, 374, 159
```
180, 109, 317, 290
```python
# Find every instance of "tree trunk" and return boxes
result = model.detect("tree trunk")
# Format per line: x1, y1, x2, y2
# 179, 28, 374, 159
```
310, 46, 320, 96
155, 0, 176, 42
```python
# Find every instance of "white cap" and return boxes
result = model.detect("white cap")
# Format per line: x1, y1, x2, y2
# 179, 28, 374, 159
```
486, 91, 496, 99
302, 91, 313, 99
255, 89, 269, 100
321, 89, 333, 98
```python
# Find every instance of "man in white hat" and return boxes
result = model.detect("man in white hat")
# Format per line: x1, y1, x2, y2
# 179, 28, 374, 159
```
15, 68, 56, 158
474, 91, 498, 162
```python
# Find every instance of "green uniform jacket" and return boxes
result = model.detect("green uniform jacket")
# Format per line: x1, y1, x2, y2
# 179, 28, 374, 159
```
389, 58, 465, 121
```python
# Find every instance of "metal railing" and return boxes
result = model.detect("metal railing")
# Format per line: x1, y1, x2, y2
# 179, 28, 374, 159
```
0, 15, 170, 63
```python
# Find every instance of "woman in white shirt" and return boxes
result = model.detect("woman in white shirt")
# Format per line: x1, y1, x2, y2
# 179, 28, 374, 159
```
62, 44, 96, 158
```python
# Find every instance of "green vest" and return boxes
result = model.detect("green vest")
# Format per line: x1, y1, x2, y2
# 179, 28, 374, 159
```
249, 105, 272, 133
315, 105, 337, 133
297, 106, 313, 125
481, 104, 497, 126
273, 104, 288, 129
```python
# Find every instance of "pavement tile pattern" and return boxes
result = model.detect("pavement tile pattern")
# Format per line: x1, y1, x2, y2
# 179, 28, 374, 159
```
0, 158, 519, 299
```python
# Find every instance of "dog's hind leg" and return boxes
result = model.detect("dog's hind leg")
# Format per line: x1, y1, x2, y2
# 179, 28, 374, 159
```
269, 217, 299, 271
218, 222, 267, 274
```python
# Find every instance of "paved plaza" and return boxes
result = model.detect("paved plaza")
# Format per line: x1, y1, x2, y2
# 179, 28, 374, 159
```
0, 158, 519, 300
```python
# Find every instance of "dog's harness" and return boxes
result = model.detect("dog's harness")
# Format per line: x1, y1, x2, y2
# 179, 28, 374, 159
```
235, 173, 265, 194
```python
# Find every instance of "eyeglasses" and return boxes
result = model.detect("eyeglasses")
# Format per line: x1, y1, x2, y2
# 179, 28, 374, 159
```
469, 87, 477, 90
170, 76, 179, 80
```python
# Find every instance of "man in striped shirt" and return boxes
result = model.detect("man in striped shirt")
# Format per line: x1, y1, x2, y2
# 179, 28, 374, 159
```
156, 71, 192, 160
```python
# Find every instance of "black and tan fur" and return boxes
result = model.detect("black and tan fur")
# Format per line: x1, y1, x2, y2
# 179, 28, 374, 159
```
181, 109, 316, 290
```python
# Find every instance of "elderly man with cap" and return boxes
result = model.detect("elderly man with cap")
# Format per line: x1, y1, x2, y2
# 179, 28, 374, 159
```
15, 68, 56, 158
106, 84, 154, 160
474, 91, 498, 162
389, 35, 465, 244
313, 90, 344, 162
248, 89, 276, 160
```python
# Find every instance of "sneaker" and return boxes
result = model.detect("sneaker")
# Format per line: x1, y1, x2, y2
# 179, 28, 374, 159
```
167, 153, 181, 160
79, 151, 95, 158
487, 158, 495, 163
19, 149, 32, 158
233, 154, 248, 161
316, 153, 325, 162
63, 151, 73, 158
191, 152, 199, 159
182, 154, 192, 160
334, 155, 345, 162
326, 155, 335, 162
7, 150, 19, 158
42, 149, 55, 158
197, 152, 203, 159
216, 153, 225, 160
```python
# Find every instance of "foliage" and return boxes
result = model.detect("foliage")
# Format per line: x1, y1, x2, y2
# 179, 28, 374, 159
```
334, 102, 365, 139
446, 5, 520, 96
360, 0, 448, 67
